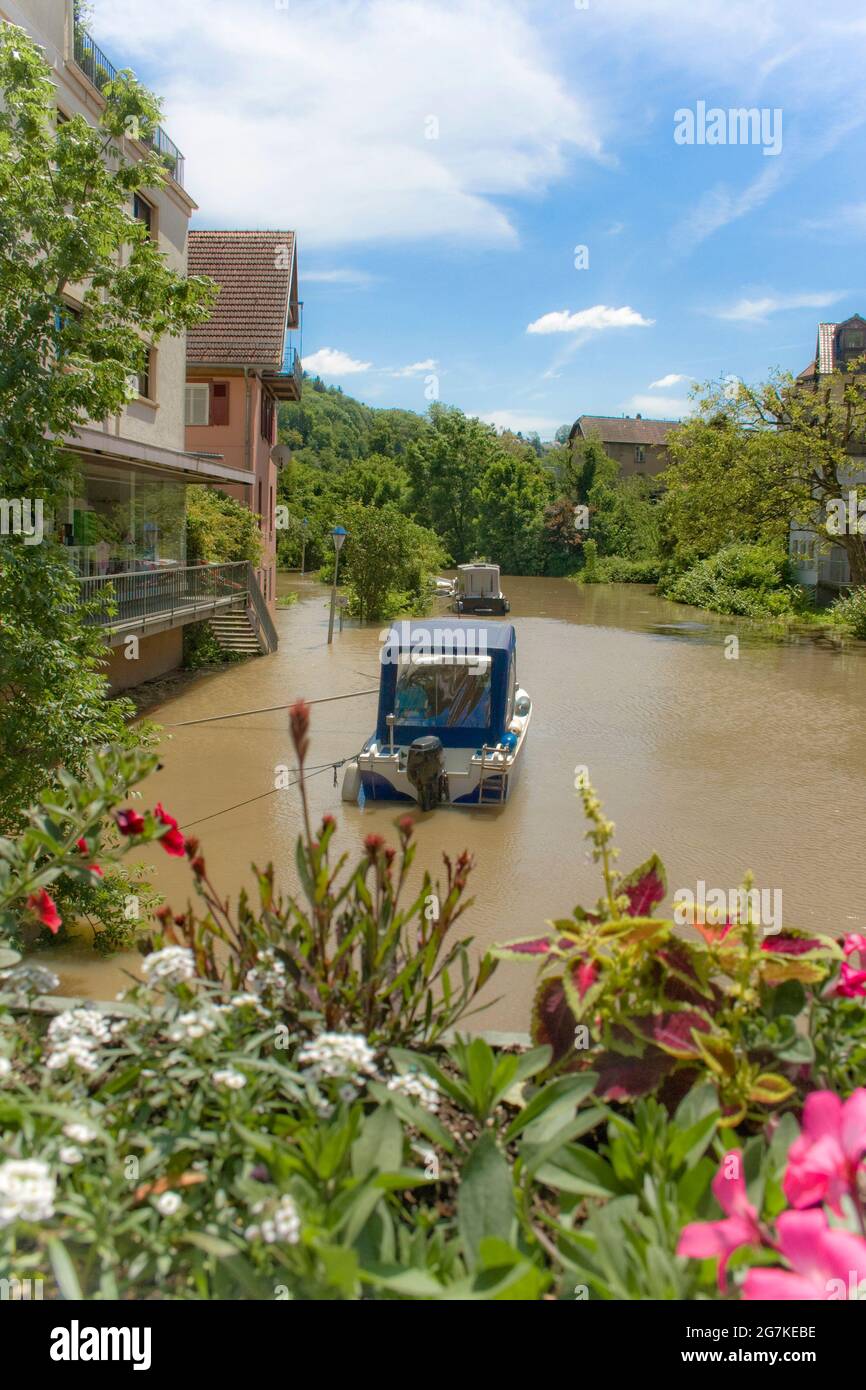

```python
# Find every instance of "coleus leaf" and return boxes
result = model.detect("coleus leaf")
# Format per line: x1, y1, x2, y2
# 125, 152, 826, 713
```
628, 1010, 712, 1059
694, 1031, 737, 1080
748, 1072, 795, 1105
619, 854, 666, 918
593, 1049, 674, 1102
760, 958, 829, 987
656, 940, 713, 999
491, 929, 576, 962
530, 975, 577, 1065
760, 935, 832, 957
599, 915, 671, 947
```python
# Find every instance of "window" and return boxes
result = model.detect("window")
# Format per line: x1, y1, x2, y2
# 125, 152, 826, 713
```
394, 657, 493, 731
185, 383, 209, 426
635, 444, 646, 466
260, 390, 275, 442
136, 347, 155, 401
211, 382, 229, 426
133, 194, 154, 239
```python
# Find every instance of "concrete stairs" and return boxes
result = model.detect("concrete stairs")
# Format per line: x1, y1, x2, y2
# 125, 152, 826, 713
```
208, 608, 263, 656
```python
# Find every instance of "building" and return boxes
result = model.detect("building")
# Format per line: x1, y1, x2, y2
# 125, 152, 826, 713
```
567, 414, 679, 478
790, 315, 866, 596
185, 231, 303, 619
4, 0, 275, 689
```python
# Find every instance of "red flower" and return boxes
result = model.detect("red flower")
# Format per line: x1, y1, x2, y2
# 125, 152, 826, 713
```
321, 814, 336, 831
364, 833, 385, 858
155, 803, 185, 858
835, 961, 866, 999
397, 815, 415, 839
115, 808, 145, 836
289, 699, 310, 763
75, 838, 103, 877
26, 888, 61, 935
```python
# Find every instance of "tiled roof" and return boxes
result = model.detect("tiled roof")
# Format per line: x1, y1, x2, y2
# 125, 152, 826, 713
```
572, 415, 679, 446
817, 322, 838, 375
186, 231, 295, 366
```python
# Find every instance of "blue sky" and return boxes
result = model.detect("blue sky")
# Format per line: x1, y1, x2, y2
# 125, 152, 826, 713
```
93, 0, 866, 438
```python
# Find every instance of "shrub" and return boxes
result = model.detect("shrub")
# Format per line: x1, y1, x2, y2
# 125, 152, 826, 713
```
658, 544, 808, 618
575, 555, 661, 585
829, 585, 866, 639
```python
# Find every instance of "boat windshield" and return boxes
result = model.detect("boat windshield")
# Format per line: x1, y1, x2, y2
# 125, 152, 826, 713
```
393, 658, 492, 730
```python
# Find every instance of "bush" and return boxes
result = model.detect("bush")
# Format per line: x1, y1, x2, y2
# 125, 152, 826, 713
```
575, 555, 661, 585
658, 544, 808, 618
182, 622, 246, 669
829, 585, 866, 639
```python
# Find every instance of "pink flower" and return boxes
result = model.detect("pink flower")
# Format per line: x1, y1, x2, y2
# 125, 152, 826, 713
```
154, 803, 185, 858
26, 888, 61, 934
75, 838, 103, 877
743, 1210, 866, 1300
783, 1090, 866, 1215
677, 1151, 762, 1290
843, 933, 866, 959
835, 961, 866, 999
115, 808, 145, 836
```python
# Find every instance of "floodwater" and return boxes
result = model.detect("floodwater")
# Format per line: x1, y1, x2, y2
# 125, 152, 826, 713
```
48, 575, 866, 1033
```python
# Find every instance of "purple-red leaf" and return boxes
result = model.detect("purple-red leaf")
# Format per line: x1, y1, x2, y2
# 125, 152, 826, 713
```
594, 1049, 674, 1101
629, 1010, 711, 1058
760, 936, 823, 956
620, 854, 666, 918
531, 975, 577, 1063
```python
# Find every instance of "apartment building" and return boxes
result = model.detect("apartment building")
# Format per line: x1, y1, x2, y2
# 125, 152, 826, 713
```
3, 0, 268, 688
185, 231, 303, 616
568, 415, 680, 479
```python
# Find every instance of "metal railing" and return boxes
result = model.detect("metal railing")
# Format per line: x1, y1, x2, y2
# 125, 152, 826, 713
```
78, 562, 248, 631
246, 563, 278, 653
72, 26, 186, 186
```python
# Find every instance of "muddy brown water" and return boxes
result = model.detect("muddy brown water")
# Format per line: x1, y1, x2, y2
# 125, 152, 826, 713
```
46, 575, 866, 1033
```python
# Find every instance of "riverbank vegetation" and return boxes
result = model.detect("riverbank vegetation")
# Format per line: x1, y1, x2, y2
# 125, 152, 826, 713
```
2, 709, 865, 1300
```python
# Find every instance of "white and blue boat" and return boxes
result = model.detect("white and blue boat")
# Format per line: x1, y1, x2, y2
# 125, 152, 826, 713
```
341, 619, 531, 809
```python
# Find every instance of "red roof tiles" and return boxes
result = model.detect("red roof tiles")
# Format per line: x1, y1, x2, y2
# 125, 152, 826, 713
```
186, 230, 296, 367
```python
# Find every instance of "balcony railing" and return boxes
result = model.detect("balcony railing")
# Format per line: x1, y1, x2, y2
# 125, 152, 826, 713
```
72, 26, 186, 187
78, 562, 247, 631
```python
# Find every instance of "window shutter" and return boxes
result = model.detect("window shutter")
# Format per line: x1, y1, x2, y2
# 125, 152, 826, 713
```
211, 382, 229, 426
185, 384, 209, 426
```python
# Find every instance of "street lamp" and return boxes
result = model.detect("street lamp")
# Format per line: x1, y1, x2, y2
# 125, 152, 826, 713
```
327, 525, 348, 644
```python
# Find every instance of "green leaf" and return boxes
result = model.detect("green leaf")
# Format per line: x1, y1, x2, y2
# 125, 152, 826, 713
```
48, 1238, 83, 1300
351, 1102, 403, 1179
360, 1263, 445, 1298
177, 1231, 238, 1258
535, 1144, 623, 1199
503, 1072, 598, 1143
458, 1133, 515, 1269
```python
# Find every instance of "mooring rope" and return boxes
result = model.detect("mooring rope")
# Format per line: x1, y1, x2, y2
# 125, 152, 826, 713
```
161, 686, 378, 729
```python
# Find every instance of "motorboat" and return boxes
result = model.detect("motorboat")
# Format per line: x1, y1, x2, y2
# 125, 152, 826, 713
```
451, 563, 510, 615
341, 619, 531, 808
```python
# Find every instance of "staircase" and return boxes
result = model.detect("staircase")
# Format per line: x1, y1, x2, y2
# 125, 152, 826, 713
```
208, 607, 264, 656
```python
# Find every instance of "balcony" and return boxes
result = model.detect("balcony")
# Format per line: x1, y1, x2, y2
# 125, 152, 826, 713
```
72, 26, 186, 187
262, 343, 304, 401
77, 561, 277, 652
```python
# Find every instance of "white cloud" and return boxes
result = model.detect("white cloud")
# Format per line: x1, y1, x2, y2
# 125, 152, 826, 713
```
526, 305, 654, 336
626, 395, 692, 418
390, 359, 438, 377
479, 410, 560, 438
714, 290, 847, 323
302, 268, 376, 287
302, 347, 372, 376
649, 373, 691, 389
93, 0, 602, 248
805, 202, 866, 236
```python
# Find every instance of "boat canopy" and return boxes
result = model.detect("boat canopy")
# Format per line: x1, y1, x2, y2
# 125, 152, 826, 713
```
456, 563, 501, 597
376, 620, 516, 749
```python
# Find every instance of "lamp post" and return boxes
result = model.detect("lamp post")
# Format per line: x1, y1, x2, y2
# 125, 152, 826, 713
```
327, 525, 348, 644
300, 516, 308, 577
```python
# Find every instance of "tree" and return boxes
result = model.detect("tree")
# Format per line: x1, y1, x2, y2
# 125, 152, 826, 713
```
340, 502, 446, 622
0, 27, 216, 828
186, 488, 263, 565
476, 453, 549, 573
405, 405, 498, 561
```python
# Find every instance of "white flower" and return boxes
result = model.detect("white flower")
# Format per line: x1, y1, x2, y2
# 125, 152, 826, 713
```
48, 1009, 112, 1044
386, 1072, 441, 1113
0, 963, 60, 995
154, 1191, 182, 1216
297, 1033, 378, 1085
245, 1193, 300, 1245
338, 1084, 357, 1103
58, 1145, 83, 1165
141, 947, 196, 988
0, 1058, 11, 1079
62, 1122, 97, 1144
213, 1068, 247, 1091
0, 1159, 55, 1227
244, 949, 286, 998
165, 1008, 218, 1042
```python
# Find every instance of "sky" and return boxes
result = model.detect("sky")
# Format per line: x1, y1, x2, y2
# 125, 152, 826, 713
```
91, 0, 866, 439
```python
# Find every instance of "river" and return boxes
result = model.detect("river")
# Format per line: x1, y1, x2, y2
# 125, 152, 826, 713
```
47, 574, 866, 1034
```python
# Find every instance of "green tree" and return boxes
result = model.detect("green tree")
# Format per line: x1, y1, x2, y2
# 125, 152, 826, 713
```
477, 452, 549, 573
0, 26, 216, 829
405, 405, 498, 561
186, 487, 263, 565
340, 501, 446, 622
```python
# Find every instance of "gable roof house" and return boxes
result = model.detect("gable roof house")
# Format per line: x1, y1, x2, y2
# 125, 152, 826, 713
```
568, 414, 680, 479
185, 231, 302, 641
790, 315, 866, 596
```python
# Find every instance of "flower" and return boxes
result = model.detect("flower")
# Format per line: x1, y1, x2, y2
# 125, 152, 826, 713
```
26, 888, 61, 934
0, 1159, 55, 1227
213, 1068, 247, 1091
58, 1145, 82, 1165
0, 1058, 11, 1080
45, 1008, 112, 1074
154, 803, 185, 857
141, 947, 196, 988
289, 699, 310, 762
743, 1210, 866, 1300
62, 1122, 97, 1144
154, 1191, 182, 1216
166, 1008, 218, 1042
297, 1032, 378, 1085
0, 963, 60, 995
115, 808, 145, 836
834, 961, 866, 999
386, 1071, 441, 1113
364, 833, 385, 858
676, 1150, 762, 1290
783, 1089, 866, 1215
244, 949, 286, 998
75, 838, 103, 877
843, 934, 866, 959
245, 1193, 300, 1245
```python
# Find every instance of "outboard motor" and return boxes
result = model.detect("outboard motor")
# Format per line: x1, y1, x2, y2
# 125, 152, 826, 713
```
406, 736, 449, 811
